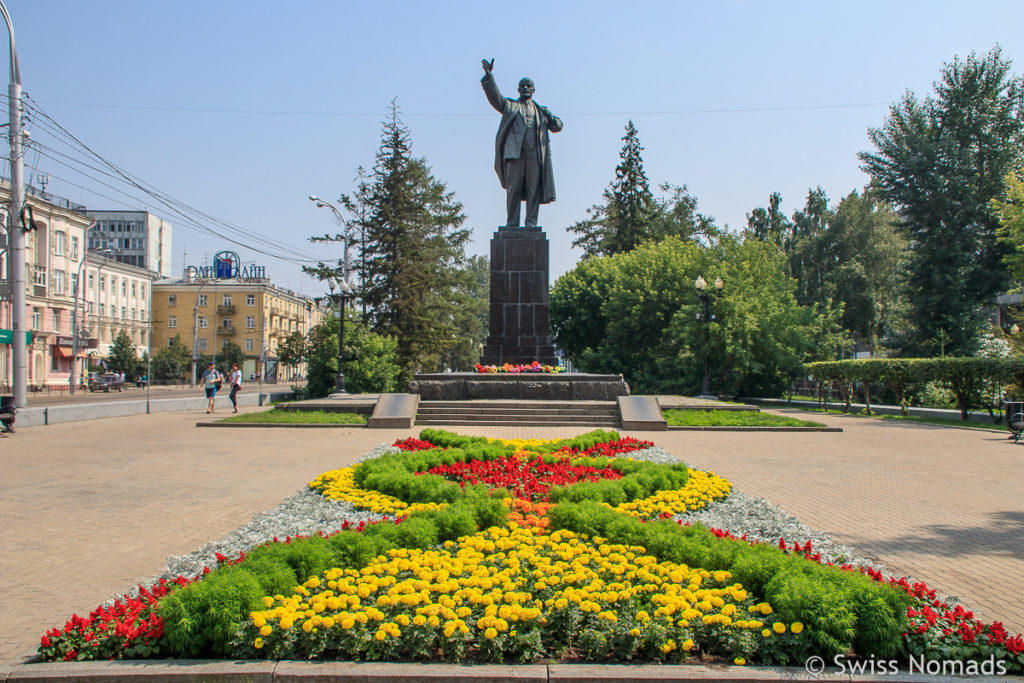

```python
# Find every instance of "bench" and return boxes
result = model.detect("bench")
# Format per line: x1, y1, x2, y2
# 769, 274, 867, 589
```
1006, 401, 1024, 444
0, 395, 15, 435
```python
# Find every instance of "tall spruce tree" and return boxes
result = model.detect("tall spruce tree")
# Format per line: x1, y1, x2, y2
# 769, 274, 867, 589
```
858, 46, 1024, 356
569, 120, 659, 257
358, 101, 470, 377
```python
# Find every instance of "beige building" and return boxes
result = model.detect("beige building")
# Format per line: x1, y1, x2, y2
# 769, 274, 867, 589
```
151, 272, 322, 382
82, 254, 158, 368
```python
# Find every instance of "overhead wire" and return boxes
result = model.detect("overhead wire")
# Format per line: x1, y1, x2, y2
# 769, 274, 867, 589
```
11, 93, 326, 266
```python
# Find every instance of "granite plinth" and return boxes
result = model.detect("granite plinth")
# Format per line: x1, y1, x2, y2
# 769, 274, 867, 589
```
482, 227, 558, 366
409, 373, 630, 401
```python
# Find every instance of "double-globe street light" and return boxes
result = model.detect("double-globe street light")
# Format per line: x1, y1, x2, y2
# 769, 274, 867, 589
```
327, 276, 352, 394
695, 275, 724, 399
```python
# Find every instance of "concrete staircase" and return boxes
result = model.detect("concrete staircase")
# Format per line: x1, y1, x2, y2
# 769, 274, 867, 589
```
415, 400, 620, 427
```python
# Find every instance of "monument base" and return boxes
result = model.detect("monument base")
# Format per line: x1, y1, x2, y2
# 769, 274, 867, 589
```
409, 372, 629, 401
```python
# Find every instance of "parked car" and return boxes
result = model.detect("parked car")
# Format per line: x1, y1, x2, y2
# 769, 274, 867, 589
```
89, 373, 125, 392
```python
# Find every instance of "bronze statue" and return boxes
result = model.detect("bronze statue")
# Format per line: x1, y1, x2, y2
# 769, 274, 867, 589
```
481, 58, 563, 228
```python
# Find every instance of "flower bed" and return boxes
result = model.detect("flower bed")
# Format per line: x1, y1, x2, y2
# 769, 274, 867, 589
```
474, 361, 564, 373
35, 430, 1024, 673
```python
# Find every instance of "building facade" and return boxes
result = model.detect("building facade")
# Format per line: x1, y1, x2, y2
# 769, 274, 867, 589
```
151, 272, 322, 382
84, 210, 173, 278
82, 254, 157, 371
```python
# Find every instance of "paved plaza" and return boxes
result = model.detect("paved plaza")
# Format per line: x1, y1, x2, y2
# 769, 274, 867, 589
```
1, 405, 1021, 669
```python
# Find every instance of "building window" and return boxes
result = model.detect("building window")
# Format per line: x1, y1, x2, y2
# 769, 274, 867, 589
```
110, 276, 117, 292
222, 339, 232, 349
121, 281, 127, 296
131, 283, 136, 298
198, 317, 208, 329
99, 304, 105, 317
131, 308, 136, 320
168, 315, 177, 328
168, 294, 176, 306
246, 316, 255, 328
53, 310, 61, 331
70, 236, 79, 260
52, 270, 66, 295
52, 352, 60, 371
245, 338, 254, 351
223, 295, 232, 306
140, 284, 146, 299
87, 302, 94, 314
197, 338, 208, 351
33, 266, 46, 287
32, 308, 41, 329
121, 307, 127, 319
88, 273, 94, 289
54, 231, 66, 255
100, 276, 106, 292
167, 338, 176, 348
246, 295, 255, 306
198, 294, 207, 307
223, 318, 232, 329
71, 272, 79, 296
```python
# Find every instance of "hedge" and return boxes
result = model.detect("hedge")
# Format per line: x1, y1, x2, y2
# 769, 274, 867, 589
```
805, 357, 1024, 420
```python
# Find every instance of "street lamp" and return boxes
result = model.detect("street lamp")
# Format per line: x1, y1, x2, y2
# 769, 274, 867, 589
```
311, 194, 364, 317
327, 276, 352, 393
695, 275, 724, 398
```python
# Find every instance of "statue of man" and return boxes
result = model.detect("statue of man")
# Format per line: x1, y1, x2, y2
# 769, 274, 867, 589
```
481, 58, 563, 228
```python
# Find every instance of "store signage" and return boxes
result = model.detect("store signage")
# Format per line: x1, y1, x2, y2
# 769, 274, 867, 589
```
0, 328, 32, 344
186, 250, 267, 280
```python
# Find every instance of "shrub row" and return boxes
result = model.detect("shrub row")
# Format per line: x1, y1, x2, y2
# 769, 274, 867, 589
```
160, 495, 508, 657
547, 501, 911, 660
354, 435, 688, 507
805, 357, 1024, 419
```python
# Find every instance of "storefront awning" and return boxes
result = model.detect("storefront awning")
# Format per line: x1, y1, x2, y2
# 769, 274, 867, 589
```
51, 345, 74, 358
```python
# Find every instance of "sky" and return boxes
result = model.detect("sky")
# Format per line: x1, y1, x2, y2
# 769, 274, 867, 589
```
4, 0, 1023, 299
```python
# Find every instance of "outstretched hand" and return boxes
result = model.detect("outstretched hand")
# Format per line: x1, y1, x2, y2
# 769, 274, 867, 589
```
481, 58, 494, 73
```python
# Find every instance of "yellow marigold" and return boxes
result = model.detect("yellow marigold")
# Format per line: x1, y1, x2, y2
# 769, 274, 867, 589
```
484, 627, 498, 640
791, 622, 804, 634
254, 637, 264, 649
773, 622, 786, 634
762, 628, 772, 637
259, 624, 272, 637
734, 657, 746, 666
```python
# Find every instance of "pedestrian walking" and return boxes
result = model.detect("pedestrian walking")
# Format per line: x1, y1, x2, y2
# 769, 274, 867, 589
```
202, 361, 221, 414
229, 363, 242, 413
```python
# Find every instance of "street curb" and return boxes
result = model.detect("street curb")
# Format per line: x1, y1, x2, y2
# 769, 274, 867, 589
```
196, 422, 367, 428
3, 660, 1000, 683
666, 425, 842, 432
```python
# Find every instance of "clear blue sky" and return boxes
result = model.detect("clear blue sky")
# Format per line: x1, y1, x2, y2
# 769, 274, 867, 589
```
5, 0, 1023, 298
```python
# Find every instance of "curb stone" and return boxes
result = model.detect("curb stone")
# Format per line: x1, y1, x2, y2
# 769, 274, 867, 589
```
6, 661, 1014, 683
195, 422, 368, 428
666, 426, 842, 432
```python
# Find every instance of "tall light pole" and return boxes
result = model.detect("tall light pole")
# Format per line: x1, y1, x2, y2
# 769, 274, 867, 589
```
327, 276, 351, 394
310, 195, 363, 316
695, 275, 724, 399
2, 1, 27, 408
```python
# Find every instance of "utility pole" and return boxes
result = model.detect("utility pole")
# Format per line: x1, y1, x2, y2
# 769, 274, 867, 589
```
2, 1, 26, 408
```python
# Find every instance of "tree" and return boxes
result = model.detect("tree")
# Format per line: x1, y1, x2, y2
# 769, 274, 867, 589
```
151, 334, 191, 382
745, 192, 791, 246
214, 341, 245, 377
277, 330, 309, 379
569, 121, 659, 257
305, 310, 400, 399
107, 329, 140, 379
317, 101, 471, 381
438, 255, 489, 372
992, 167, 1024, 284
551, 236, 839, 397
859, 46, 1024, 356
569, 121, 719, 259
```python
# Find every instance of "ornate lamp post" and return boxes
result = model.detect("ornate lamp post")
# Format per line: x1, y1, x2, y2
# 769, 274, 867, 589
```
695, 275, 724, 398
327, 276, 352, 394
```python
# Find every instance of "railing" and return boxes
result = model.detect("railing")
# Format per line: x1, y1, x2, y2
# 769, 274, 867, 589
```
216, 325, 237, 336
216, 304, 236, 314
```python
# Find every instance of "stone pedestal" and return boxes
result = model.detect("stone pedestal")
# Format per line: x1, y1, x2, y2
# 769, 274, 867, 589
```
481, 227, 558, 366
409, 372, 630, 400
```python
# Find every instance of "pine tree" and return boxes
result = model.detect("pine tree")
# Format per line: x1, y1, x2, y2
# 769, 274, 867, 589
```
357, 101, 471, 377
569, 120, 659, 257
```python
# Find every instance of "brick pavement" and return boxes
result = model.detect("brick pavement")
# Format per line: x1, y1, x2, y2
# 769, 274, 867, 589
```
1, 407, 1021, 669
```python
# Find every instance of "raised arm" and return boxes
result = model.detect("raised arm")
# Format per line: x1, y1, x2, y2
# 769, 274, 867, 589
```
480, 58, 506, 113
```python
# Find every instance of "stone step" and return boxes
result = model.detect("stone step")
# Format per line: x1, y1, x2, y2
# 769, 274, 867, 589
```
416, 412, 619, 422
416, 407, 617, 416
420, 400, 618, 409
415, 418, 622, 427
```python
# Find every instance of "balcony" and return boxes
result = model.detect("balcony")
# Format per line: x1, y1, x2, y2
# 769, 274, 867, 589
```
217, 304, 236, 314
216, 325, 237, 336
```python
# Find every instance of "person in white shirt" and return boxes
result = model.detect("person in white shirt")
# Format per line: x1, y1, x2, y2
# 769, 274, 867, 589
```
202, 362, 221, 414
228, 363, 242, 413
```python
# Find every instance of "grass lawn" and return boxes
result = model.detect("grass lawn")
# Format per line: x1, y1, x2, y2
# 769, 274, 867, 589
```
663, 409, 825, 427
783, 404, 1009, 431
218, 409, 367, 425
